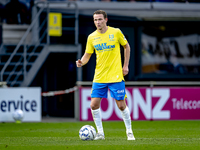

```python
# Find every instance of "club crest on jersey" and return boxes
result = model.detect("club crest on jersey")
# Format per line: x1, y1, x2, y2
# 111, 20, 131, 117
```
109, 34, 115, 41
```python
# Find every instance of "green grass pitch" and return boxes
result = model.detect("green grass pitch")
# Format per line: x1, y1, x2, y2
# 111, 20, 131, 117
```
0, 120, 200, 150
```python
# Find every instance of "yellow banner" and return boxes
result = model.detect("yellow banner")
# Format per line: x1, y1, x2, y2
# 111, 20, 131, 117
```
48, 13, 62, 36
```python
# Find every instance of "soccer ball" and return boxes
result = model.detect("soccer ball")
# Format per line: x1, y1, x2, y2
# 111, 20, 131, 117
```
79, 125, 96, 141
12, 109, 24, 122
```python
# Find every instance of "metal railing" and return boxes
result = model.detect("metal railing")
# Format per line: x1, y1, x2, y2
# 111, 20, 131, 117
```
37, 1, 79, 45
0, 1, 79, 86
0, 5, 45, 84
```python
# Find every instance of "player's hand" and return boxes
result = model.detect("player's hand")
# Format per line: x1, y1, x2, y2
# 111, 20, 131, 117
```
76, 59, 82, 67
123, 66, 129, 76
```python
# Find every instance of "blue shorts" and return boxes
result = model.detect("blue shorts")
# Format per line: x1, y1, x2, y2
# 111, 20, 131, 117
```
91, 81, 126, 100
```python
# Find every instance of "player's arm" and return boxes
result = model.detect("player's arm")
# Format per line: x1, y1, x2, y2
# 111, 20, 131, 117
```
76, 52, 92, 67
122, 42, 130, 76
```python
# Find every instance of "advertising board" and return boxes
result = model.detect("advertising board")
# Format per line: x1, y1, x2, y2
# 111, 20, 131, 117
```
80, 87, 200, 121
0, 88, 41, 122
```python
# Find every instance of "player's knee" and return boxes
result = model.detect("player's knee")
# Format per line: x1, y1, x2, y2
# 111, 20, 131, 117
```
116, 100, 126, 111
118, 105, 126, 111
90, 103, 99, 110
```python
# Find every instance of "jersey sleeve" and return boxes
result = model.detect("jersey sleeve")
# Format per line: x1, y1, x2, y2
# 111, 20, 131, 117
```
118, 29, 127, 46
85, 35, 94, 54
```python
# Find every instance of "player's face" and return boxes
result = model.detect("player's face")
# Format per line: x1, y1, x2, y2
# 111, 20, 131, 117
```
93, 14, 107, 30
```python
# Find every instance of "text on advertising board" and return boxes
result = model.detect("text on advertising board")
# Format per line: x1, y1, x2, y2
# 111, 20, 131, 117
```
80, 87, 200, 121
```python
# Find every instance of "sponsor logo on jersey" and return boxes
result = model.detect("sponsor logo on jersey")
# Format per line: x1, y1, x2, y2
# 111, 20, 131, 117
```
94, 37, 100, 40
94, 43, 115, 51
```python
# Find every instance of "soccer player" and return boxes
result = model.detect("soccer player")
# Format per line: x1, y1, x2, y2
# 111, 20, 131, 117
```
76, 10, 135, 140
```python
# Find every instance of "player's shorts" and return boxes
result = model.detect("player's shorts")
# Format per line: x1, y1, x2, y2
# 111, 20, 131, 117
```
91, 81, 127, 100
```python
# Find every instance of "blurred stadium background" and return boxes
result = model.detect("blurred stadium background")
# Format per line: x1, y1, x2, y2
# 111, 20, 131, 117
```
0, 0, 200, 122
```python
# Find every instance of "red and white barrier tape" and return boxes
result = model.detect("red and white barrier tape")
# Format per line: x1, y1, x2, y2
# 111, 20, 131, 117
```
42, 86, 78, 97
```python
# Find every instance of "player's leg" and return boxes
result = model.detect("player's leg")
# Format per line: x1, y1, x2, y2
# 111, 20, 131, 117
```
115, 99, 135, 140
90, 98, 105, 140
90, 82, 108, 140
109, 81, 135, 140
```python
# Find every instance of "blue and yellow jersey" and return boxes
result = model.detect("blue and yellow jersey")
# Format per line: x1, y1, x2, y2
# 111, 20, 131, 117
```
86, 26, 127, 83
